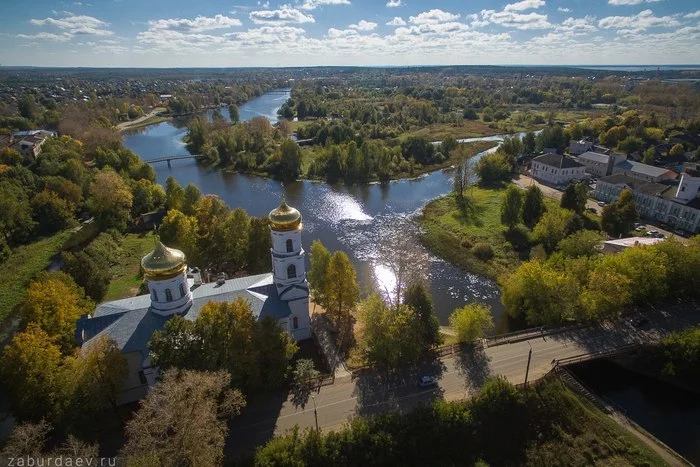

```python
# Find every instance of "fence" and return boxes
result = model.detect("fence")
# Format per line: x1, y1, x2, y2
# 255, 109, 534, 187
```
484, 323, 588, 348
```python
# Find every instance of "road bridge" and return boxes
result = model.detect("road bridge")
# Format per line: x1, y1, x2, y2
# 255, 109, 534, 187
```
145, 154, 206, 167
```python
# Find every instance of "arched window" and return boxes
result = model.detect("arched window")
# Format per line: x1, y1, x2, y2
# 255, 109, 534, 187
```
152, 289, 158, 302
293, 316, 299, 329
165, 288, 173, 302
286, 239, 293, 253
287, 264, 297, 279
179, 283, 186, 298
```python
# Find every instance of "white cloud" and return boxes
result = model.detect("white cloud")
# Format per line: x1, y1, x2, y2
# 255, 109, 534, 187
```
28, 14, 112, 37
231, 26, 307, 45
16, 32, 72, 42
148, 15, 242, 33
558, 7, 571, 12
386, 0, 402, 7
504, 0, 546, 12
608, 0, 661, 5
409, 9, 460, 25
684, 10, 700, 19
386, 16, 406, 26
349, 20, 377, 31
556, 16, 597, 34
599, 9, 679, 33
250, 6, 315, 25
298, 0, 350, 10
327, 27, 357, 38
480, 9, 552, 29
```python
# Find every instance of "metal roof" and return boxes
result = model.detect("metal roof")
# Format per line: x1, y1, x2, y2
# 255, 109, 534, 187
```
534, 153, 584, 169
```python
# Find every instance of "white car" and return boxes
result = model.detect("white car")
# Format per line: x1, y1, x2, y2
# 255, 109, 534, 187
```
418, 376, 438, 387
597, 201, 606, 207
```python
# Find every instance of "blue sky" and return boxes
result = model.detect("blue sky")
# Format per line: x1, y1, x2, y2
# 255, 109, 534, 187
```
2, 0, 699, 67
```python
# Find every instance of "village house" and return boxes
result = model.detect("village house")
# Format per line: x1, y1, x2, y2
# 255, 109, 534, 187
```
611, 159, 677, 183
574, 151, 627, 178
530, 153, 588, 186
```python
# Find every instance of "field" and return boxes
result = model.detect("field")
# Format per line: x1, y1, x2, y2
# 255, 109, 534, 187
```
0, 231, 71, 330
417, 185, 557, 280
103, 232, 156, 301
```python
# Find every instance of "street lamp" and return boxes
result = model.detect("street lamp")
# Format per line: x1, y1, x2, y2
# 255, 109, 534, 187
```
311, 394, 319, 433
524, 341, 533, 388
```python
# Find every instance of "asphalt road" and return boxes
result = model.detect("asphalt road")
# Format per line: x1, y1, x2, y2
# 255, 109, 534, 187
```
227, 303, 700, 457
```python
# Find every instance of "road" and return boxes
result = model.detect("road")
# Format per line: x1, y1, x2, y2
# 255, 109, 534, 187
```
116, 108, 165, 131
226, 303, 700, 456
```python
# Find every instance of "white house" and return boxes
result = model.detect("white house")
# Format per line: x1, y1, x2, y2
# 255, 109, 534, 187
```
530, 153, 588, 186
76, 199, 312, 404
611, 160, 677, 183
575, 151, 627, 178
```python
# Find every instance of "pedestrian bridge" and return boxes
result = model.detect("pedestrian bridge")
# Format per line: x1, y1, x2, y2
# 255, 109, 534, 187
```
145, 154, 206, 166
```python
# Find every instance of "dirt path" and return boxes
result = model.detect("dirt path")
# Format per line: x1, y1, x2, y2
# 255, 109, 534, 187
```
612, 413, 692, 467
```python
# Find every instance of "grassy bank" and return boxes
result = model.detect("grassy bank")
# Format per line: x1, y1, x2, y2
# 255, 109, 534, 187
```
417, 185, 556, 280
0, 231, 71, 325
104, 232, 156, 301
118, 115, 171, 132
254, 376, 665, 466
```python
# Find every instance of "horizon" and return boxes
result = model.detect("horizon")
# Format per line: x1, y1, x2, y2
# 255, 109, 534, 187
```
2, 0, 700, 67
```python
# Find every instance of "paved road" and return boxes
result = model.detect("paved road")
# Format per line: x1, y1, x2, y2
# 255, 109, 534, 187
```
226, 304, 700, 456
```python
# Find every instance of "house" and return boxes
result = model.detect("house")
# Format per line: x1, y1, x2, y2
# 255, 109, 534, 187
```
575, 151, 627, 178
601, 237, 665, 254
530, 153, 588, 186
611, 160, 677, 183
568, 139, 593, 156
75, 200, 312, 404
9, 130, 54, 161
594, 167, 700, 233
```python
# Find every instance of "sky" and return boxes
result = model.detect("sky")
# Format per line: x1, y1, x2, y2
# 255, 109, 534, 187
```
1, 0, 700, 67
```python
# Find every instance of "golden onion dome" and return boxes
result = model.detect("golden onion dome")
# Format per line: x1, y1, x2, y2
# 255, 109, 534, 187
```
141, 241, 186, 280
269, 199, 302, 231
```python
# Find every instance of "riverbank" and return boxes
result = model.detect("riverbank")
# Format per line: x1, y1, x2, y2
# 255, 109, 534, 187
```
417, 185, 557, 280
117, 107, 168, 132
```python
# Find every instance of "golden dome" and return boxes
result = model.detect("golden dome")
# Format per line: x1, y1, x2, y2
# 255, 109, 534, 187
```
141, 241, 186, 280
269, 199, 302, 231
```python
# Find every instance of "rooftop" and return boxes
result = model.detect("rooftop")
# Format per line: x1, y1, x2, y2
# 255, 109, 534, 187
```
577, 151, 610, 164
614, 160, 676, 179
534, 153, 584, 169
603, 237, 666, 248
598, 174, 673, 197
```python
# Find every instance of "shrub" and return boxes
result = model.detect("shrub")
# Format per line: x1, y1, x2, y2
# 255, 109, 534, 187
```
472, 243, 494, 261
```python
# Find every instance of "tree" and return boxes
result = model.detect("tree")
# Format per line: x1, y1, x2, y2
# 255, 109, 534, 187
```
522, 131, 536, 155
121, 369, 245, 466
62, 251, 111, 302
449, 303, 495, 344
88, 169, 133, 231
279, 139, 302, 180
20, 272, 94, 352
31, 190, 76, 235
556, 230, 604, 258
475, 151, 512, 185
308, 240, 331, 307
501, 261, 581, 325
247, 217, 272, 274
403, 282, 442, 348
601, 189, 638, 237
181, 183, 202, 216
0, 325, 64, 421
228, 104, 240, 123
616, 136, 643, 155
642, 146, 656, 164
580, 269, 632, 320
670, 143, 685, 157
291, 359, 320, 408
0, 420, 51, 459
594, 246, 668, 304
533, 207, 574, 252
521, 185, 546, 229
452, 145, 475, 202
0, 182, 36, 244
560, 182, 587, 214
500, 185, 523, 230
324, 251, 360, 347
165, 176, 185, 211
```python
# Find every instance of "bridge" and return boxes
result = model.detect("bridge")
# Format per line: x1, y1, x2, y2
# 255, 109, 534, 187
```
226, 302, 700, 456
145, 154, 206, 167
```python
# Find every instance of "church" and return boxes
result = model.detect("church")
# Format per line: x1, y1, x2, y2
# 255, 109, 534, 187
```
76, 199, 312, 403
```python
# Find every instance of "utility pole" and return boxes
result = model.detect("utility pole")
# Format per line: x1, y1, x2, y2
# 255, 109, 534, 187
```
524, 341, 533, 388
311, 394, 319, 433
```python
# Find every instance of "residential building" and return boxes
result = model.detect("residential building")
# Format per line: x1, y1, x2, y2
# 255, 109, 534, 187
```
530, 153, 588, 186
568, 139, 611, 156
600, 237, 665, 254
612, 159, 677, 183
8, 130, 55, 161
75, 199, 312, 404
575, 151, 627, 177
594, 169, 700, 233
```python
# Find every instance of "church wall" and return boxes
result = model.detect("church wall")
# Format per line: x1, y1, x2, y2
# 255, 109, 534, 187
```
116, 351, 149, 405
147, 270, 193, 316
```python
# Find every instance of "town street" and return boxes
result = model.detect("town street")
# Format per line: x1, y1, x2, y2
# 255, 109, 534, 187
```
226, 303, 700, 456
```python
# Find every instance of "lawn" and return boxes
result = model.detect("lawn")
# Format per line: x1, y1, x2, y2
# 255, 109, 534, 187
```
0, 231, 71, 326
104, 232, 156, 301
417, 185, 557, 280
402, 121, 502, 141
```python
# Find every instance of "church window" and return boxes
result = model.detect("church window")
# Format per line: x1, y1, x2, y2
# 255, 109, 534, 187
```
165, 288, 173, 302
286, 239, 293, 252
287, 264, 297, 279
179, 283, 186, 298
293, 316, 299, 329
152, 289, 158, 302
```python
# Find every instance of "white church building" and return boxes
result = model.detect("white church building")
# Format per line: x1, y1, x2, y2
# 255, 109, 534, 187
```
76, 200, 312, 403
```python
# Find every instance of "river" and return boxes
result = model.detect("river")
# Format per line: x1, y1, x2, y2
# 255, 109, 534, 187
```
123, 89, 507, 328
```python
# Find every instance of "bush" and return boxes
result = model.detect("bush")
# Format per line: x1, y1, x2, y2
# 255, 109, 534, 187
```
472, 243, 494, 261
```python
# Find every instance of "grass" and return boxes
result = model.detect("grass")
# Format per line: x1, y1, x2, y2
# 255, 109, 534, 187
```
402, 121, 502, 141
104, 232, 156, 301
118, 115, 171, 132
0, 231, 71, 325
417, 184, 557, 280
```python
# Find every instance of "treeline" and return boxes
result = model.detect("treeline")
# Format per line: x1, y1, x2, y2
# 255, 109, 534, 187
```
158, 176, 272, 274
254, 377, 661, 466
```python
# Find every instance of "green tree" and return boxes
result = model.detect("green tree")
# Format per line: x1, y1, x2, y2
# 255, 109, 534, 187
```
500, 185, 523, 230
324, 251, 360, 345
279, 139, 303, 180
158, 209, 198, 262
521, 185, 546, 229
669, 143, 685, 157
62, 251, 111, 302
601, 189, 638, 237
0, 325, 64, 421
121, 369, 245, 466
246, 217, 272, 274
522, 131, 536, 155
560, 182, 588, 214
228, 104, 240, 123
182, 183, 202, 216
580, 269, 632, 320
449, 303, 495, 344
165, 176, 185, 211
0, 182, 36, 244
31, 190, 76, 235
308, 240, 331, 307
533, 207, 573, 252
616, 136, 643, 155
556, 230, 604, 258
642, 146, 655, 164
403, 282, 442, 348
475, 151, 512, 185
88, 170, 133, 231
594, 246, 668, 304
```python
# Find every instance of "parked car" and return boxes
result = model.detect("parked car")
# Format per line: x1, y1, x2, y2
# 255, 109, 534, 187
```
597, 201, 606, 207
418, 376, 438, 387
587, 207, 597, 213
674, 229, 686, 237
647, 230, 659, 235
635, 226, 645, 231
